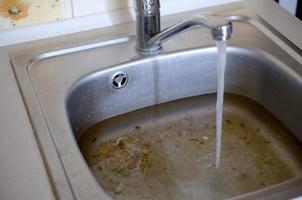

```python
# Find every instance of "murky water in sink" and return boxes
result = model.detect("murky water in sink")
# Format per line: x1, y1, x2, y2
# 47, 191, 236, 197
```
215, 40, 227, 168
79, 94, 302, 200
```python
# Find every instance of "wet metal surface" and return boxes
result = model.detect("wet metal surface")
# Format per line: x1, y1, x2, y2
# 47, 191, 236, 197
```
11, 13, 302, 199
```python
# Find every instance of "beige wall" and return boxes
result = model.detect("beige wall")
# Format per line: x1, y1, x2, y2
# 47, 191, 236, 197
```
0, 0, 63, 29
0, 0, 134, 30
0, 0, 240, 30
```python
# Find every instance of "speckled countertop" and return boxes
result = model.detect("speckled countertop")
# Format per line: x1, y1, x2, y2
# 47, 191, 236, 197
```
0, 0, 301, 199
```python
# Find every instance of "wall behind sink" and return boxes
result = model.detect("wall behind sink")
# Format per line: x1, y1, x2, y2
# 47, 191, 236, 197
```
0, 0, 300, 47
0, 0, 241, 30
0, 0, 300, 31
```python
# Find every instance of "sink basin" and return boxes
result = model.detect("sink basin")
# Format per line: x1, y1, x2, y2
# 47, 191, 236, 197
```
11, 11, 302, 200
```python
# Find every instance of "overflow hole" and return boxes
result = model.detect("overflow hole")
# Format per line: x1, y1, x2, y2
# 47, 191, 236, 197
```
111, 72, 128, 89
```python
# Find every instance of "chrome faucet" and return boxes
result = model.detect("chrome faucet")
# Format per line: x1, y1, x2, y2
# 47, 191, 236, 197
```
134, 0, 232, 52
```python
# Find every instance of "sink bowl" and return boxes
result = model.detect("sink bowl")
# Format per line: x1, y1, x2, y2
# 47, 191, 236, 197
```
11, 12, 302, 200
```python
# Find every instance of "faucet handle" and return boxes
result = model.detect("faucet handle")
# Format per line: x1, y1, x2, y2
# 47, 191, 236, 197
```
134, 0, 160, 15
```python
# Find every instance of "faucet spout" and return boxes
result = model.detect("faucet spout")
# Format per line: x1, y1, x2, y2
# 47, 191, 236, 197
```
134, 0, 232, 52
148, 16, 232, 48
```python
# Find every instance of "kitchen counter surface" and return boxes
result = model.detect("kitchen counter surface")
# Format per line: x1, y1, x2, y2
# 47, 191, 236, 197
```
0, 0, 301, 199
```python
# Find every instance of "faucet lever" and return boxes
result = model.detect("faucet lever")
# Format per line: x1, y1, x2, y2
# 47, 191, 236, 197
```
134, 0, 160, 15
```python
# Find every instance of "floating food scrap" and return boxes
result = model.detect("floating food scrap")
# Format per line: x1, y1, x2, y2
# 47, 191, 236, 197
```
0, 0, 30, 20
94, 135, 153, 177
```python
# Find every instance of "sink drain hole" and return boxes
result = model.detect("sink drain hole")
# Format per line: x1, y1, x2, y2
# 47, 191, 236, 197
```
111, 72, 128, 89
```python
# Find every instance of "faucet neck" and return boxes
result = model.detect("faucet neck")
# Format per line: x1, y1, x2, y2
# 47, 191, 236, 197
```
134, 0, 161, 52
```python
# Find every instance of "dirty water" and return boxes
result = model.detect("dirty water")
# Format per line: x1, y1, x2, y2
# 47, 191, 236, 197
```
79, 94, 302, 200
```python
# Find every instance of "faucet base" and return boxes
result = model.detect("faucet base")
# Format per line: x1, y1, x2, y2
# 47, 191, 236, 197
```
135, 43, 161, 53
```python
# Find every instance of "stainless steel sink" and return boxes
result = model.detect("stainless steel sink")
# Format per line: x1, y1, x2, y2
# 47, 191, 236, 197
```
11, 10, 302, 200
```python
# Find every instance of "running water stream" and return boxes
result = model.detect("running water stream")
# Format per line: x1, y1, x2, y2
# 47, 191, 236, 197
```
215, 41, 227, 169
